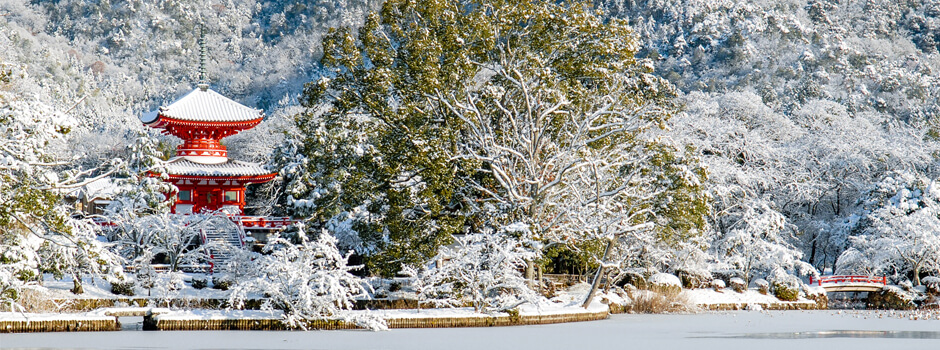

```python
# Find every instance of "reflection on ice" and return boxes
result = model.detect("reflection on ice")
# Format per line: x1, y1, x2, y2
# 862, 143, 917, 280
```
721, 330, 940, 339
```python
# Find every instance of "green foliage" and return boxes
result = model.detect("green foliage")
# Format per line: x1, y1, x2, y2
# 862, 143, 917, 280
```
771, 281, 799, 301
295, 0, 708, 276
110, 280, 135, 296
541, 242, 603, 276
647, 144, 711, 245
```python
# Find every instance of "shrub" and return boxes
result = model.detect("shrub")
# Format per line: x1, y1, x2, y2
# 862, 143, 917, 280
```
772, 282, 799, 301
110, 280, 135, 296
867, 286, 916, 310
168, 272, 185, 291
711, 270, 744, 286
768, 271, 801, 301
923, 276, 940, 294
729, 278, 746, 293
615, 270, 648, 290
212, 276, 233, 291
191, 276, 208, 289
648, 273, 682, 296
900, 280, 915, 292
754, 279, 769, 295
676, 269, 711, 289
711, 279, 726, 291
803, 284, 828, 308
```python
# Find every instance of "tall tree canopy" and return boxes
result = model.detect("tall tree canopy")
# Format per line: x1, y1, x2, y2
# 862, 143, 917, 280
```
291, 0, 708, 277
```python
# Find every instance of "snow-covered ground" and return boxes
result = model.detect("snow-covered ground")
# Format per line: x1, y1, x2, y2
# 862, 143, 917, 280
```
681, 288, 816, 306
3, 310, 938, 350
25, 274, 236, 302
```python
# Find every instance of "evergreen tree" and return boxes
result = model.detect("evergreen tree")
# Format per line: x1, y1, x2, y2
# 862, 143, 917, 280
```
295, 0, 708, 279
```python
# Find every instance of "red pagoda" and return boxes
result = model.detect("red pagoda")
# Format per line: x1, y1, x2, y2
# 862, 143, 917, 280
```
141, 85, 276, 215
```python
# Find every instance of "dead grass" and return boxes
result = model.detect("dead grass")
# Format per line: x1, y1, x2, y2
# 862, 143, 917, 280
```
624, 287, 697, 314
2, 287, 73, 313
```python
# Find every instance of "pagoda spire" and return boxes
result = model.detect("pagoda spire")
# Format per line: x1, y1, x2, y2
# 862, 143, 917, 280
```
197, 26, 209, 91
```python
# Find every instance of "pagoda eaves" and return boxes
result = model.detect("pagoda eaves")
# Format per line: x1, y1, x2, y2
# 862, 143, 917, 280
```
141, 86, 276, 215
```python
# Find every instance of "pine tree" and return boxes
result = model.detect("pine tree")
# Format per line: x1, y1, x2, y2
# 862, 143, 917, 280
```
295, 0, 709, 281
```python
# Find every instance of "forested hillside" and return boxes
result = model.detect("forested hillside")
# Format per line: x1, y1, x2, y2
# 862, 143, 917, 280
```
2, 0, 939, 304
600, 0, 940, 276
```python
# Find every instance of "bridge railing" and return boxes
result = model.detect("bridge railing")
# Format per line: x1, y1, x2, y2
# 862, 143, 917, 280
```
809, 275, 887, 286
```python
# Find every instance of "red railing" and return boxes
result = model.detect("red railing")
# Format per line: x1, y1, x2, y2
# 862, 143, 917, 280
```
123, 264, 212, 273
92, 215, 296, 229
809, 275, 887, 286
232, 216, 295, 229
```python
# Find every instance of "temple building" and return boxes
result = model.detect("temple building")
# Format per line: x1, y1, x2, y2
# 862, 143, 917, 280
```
140, 84, 276, 215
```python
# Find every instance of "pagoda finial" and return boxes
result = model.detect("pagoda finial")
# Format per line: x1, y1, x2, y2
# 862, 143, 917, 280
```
197, 25, 209, 91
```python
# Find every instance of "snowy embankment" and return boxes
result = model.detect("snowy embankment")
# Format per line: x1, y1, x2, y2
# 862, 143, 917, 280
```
1, 285, 613, 332
148, 297, 611, 330
0, 312, 119, 333
682, 289, 820, 310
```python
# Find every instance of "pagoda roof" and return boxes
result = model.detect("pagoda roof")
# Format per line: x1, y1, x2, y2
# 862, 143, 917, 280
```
141, 87, 264, 124
160, 157, 275, 179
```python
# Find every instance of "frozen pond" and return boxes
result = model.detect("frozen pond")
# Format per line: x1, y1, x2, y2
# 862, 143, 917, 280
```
3, 310, 939, 350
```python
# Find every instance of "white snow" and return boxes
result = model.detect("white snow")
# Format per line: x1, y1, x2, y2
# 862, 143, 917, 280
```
152, 309, 282, 321
3, 310, 939, 350
0, 312, 114, 322
681, 288, 815, 306
648, 273, 681, 286
146, 87, 263, 123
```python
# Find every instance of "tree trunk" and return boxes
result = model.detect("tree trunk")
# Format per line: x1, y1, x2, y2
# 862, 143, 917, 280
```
808, 232, 818, 268
71, 275, 84, 295
526, 260, 536, 290
582, 238, 616, 309
537, 264, 543, 295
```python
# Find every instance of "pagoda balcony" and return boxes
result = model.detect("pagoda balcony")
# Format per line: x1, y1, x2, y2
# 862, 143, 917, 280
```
176, 138, 228, 161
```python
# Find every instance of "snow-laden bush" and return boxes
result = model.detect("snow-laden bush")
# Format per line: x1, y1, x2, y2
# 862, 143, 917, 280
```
228, 228, 385, 330
614, 270, 648, 290
648, 273, 682, 296
109, 277, 135, 296
900, 280, 915, 292
768, 270, 801, 301
753, 278, 769, 295
729, 278, 746, 293
649, 273, 681, 287
676, 268, 711, 289
868, 285, 917, 310
0, 268, 22, 309
408, 226, 541, 313
167, 272, 185, 291
191, 276, 208, 290
924, 276, 940, 294
212, 275, 233, 291
710, 279, 725, 291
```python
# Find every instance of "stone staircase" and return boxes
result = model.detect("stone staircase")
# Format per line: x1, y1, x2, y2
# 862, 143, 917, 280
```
200, 226, 244, 271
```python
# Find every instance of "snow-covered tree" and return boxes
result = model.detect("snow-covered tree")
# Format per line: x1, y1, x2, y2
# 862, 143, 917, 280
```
1, 61, 122, 297
837, 171, 940, 285
712, 199, 815, 282
228, 227, 385, 330
297, 0, 709, 282
409, 224, 540, 313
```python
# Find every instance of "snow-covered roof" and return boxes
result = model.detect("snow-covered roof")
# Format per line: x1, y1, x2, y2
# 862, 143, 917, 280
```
81, 177, 129, 201
141, 87, 263, 124
162, 157, 273, 177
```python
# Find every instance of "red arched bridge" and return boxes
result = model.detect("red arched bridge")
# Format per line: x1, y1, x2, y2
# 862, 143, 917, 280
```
809, 275, 887, 292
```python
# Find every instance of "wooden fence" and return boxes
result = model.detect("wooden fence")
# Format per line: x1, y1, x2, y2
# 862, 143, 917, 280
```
1, 318, 119, 333
151, 310, 609, 331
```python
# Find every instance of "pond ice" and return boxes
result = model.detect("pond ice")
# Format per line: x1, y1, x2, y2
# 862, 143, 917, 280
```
2, 310, 938, 350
